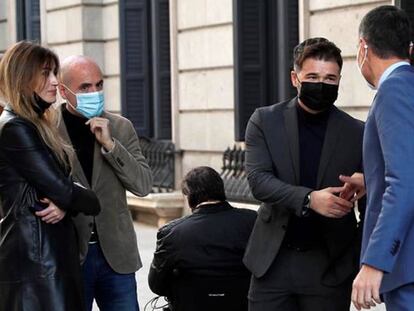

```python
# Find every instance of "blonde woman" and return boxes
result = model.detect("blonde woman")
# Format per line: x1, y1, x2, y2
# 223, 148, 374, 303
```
0, 41, 100, 311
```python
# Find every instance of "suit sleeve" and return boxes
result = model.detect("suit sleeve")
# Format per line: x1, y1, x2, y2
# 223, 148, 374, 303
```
0, 119, 100, 215
148, 226, 175, 296
101, 118, 153, 197
362, 80, 414, 273
245, 109, 312, 217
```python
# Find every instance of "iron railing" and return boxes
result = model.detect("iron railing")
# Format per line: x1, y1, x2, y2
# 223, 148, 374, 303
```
220, 145, 258, 204
140, 138, 175, 193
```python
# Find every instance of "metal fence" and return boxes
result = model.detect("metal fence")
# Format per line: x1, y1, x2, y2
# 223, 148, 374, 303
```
139, 138, 258, 202
140, 138, 175, 193
220, 145, 258, 204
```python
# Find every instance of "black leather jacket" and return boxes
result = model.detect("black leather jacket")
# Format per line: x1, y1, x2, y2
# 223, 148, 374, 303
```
0, 107, 100, 311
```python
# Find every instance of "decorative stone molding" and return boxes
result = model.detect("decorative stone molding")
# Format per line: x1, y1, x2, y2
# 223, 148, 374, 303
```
229, 201, 259, 212
127, 191, 184, 228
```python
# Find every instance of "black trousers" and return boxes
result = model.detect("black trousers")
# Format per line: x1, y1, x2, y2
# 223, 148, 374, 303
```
248, 246, 352, 311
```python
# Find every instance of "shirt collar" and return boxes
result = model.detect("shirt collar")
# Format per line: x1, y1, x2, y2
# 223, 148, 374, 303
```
378, 61, 410, 88
192, 201, 232, 214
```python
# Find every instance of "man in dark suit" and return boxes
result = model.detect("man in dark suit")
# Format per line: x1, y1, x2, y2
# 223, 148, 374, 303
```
149, 166, 257, 311
347, 6, 414, 311
244, 38, 365, 311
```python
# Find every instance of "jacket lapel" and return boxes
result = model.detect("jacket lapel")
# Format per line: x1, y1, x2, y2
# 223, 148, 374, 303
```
58, 117, 91, 189
91, 111, 109, 190
283, 99, 300, 184
316, 107, 344, 188
91, 141, 102, 190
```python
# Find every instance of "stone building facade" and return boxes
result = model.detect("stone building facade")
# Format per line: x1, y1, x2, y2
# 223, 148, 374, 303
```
1, 0, 411, 216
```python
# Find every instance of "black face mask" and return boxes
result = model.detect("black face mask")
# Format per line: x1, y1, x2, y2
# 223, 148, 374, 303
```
32, 93, 52, 116
298, 81, 339, 111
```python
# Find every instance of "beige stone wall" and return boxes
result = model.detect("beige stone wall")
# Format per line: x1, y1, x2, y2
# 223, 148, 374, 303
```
171, 0, 234, 178
0, 0, 8, 53
303, 0, 393, 121
0, 0, 17, 53
44, 0, 121, 113
171, 0, 396, 181
0, 0, 400, 186
0, 0, 120, 112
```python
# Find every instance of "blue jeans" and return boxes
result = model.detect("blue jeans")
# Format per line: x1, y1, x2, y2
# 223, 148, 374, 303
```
82, 243, 139, 311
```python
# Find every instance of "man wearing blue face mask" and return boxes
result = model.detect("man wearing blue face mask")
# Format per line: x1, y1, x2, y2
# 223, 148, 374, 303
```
62, 85, 105, 119
244, 38, 366, 311
57, 55, 153, 311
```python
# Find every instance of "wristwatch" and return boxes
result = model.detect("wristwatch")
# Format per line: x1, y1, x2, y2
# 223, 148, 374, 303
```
302, 192, 312, 217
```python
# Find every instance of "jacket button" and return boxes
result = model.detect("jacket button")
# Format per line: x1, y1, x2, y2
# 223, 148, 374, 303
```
282, 224, 287, 230
89, 223, 93, 228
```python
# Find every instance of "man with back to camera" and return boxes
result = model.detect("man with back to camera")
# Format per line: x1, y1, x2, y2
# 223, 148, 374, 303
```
244, 37, 366, 310
57, 55, 153, 311
341, 5, 414, 311
149, 166, 257, 311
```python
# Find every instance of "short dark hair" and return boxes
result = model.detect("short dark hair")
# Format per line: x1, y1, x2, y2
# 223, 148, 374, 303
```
359, 5, 412, 59
182, 166, 226, 209
293, 37, 343, 71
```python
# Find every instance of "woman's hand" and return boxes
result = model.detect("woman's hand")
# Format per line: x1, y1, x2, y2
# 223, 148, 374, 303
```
35, 198, 66, 224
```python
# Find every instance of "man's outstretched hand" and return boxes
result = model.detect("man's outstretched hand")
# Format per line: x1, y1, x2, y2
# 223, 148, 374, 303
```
339, 172, 366, 202
310, 186, 354, 218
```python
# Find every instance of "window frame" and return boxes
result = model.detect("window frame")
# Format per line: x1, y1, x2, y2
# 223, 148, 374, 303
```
119, 0, 172, 140
233, 0, 299, 141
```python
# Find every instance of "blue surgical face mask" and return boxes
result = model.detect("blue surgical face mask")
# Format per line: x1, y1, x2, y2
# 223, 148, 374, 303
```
63, 85, 104, 118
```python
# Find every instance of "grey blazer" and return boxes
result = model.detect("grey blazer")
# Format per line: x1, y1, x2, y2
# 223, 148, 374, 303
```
243, 98, 365, 286
59, 111, 153, 274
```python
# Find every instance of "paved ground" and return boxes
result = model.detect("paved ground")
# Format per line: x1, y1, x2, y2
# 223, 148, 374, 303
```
92, 223, 159, 311
135, 223, 161, 310
92, 222, 386, 311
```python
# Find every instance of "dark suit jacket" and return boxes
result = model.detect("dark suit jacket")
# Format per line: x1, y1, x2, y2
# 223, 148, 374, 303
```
243, 98, 365, 286
148, 202, 257, 311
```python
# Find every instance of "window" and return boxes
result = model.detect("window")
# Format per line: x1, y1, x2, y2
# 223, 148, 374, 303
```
398, 1, 414, 41
119, 0, 172, 140
16, 0, 41, 42
233, 0, 299, 141
396, 1, 414, 64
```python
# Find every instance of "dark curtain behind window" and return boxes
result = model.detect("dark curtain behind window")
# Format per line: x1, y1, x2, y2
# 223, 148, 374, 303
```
233, 0, 299, 141
119, 0, 172, 140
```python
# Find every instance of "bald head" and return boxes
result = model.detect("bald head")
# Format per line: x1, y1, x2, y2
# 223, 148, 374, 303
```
60, 55, 102, 85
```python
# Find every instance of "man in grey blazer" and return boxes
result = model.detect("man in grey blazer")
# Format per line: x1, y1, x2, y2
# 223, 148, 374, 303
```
244, 38, 365, 311
58, 56, 153, 311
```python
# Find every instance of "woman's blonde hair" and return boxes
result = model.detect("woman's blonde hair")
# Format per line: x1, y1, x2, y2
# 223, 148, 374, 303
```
0, 41, 73, 170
